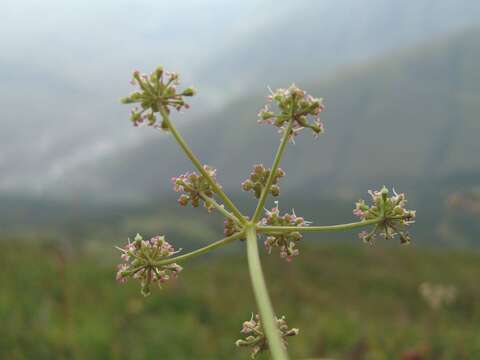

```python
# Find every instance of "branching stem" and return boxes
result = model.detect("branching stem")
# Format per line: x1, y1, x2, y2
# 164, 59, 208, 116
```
153, 231, 245, 267
257, 218, 384, 234
159, 106, 247, 224
198, 191, 240, 224
252, 118, 294, 222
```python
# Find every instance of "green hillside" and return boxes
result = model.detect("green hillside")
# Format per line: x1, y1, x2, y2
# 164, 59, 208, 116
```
2, 241, 479, 359
46, 28, 480, 246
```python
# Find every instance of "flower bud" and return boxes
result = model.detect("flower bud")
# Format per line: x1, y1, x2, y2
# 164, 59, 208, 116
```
182, 87, 196, 97
242, 165, 286, 199
178, 194, 189, 206
270, 184, 280, 197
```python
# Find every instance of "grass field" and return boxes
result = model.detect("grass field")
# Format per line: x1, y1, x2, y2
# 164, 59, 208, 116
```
1, 240, 479, 359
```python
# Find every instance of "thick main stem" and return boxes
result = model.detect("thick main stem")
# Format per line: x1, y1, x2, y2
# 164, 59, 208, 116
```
245, 226, 289, 360
252, 118, 294, 222
159, 106, 246, 224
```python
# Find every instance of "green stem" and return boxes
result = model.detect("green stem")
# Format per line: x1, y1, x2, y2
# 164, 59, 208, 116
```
257, 218, 383, 234
245, 226, 289, 360
252, 118, 294, 222
159, 106, 246, 224
199, 192, 240, 224
153, 231, 244, 267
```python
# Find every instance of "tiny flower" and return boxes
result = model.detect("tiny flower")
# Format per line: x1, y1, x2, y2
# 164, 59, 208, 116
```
259, 202, 310, 261
419, 282, 457, 310
115, 233, 182, 296
353, 186, 416, 244
171, 165, 220, 212
241, 164, 285, 199
235, 313, 299, 359
121, 66, 196, 129
258, 84, 325, 140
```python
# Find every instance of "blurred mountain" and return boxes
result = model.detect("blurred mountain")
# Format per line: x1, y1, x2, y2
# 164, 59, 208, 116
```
197, 0, 480, 96
0, 0, 283, 193
1, 0, 480, 194
58, 28, 480, 206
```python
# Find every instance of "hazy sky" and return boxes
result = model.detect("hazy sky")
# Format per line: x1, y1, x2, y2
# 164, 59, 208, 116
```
0, 0, 286, 191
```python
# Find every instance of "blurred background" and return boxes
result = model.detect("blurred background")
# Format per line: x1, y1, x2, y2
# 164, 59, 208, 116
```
1, 0, 480, 358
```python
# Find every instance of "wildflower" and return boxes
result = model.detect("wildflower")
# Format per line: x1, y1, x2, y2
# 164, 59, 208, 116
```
419, 282, 457, 310
241, 164, 285, 199
235, 314, 299, 359
260, 202, 310, 261
353, 186, 416, 244
116, 233, 182, 296
171, 165, 219, 212
121, 66, 196, 129
258, 84, 324, 140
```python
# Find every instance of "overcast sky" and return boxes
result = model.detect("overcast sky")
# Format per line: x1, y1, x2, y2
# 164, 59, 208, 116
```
0, 0, 288, 192
1, 0, 478, 195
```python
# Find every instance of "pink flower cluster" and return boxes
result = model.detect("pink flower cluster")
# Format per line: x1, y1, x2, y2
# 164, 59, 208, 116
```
121, 67, 196, 129
223, 217, 241, 237
353, 186, 416, 244
258, 84, 324, 140
241, 164, 285, 199
171, 165, 219, 212
235, 313, 299, 359
116, 233, 182, 296
260, 203, 310, 261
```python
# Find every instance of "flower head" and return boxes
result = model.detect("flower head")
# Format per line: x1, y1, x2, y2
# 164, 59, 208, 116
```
235, 313, 299, 359
223, 217, 246, 238
116, 233, 182, 296
258, 84, 324, 140
171, 165, 219, 212
260, 202, 310, 261
353, 186, 416, 244
241, 164, 285, 199
121, 66, 196, 129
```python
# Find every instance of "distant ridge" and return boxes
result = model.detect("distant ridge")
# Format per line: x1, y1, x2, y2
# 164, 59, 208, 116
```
59, 28, 480, 203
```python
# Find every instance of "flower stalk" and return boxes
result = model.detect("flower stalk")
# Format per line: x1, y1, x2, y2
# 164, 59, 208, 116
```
252, 118, 294, 223
152, 231, 245, 267
245, 225, 289, 360
198, 191, 240, 224
257, 217, 384, 234
159, 106, 247, 224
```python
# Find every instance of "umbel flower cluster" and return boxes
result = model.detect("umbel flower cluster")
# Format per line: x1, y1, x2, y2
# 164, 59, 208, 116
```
116, 65, 416, 360
354, 186, 416, 244
116, 234, 182, 296
171, 165, 219, 212
260, 203, 310, 262
120, 67, 195, 128
235, 314, 299, 359
258, 84, 325, 140
242, 164, 285, 198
